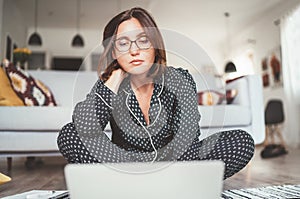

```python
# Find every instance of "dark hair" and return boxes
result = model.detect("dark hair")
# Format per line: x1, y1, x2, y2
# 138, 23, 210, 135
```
98, 7, 167, 82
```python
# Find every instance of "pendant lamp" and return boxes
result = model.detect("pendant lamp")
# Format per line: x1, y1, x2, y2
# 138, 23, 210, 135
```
224, 12, 236, 73
72, 0, 84, 47
28, 0, 42, 46
224, 61, 236, 73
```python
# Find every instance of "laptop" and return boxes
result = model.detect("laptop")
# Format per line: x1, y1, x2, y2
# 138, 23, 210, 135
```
64, 160, 224, 199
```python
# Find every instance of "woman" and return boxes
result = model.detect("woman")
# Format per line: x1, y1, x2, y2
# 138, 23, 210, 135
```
57, 7, 254, 179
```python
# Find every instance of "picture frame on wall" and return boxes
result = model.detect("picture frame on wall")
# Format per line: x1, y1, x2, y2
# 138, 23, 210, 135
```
261, 57, 269, 88
262, 73, 270, 87
261, 46, 283, 88
262, 57, 268, 71
269, 46, 283, 88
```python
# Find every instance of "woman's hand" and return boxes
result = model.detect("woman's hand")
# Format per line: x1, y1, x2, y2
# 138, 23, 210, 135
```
104, 68, 128, 94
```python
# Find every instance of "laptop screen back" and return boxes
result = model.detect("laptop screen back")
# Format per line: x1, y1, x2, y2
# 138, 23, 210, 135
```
64, 160, 224, 199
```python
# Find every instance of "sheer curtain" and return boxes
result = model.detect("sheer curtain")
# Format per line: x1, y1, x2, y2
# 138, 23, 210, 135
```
281, 4, 300, 147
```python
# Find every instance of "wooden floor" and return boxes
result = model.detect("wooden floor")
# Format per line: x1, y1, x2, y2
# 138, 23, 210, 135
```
1, 146, 300, 198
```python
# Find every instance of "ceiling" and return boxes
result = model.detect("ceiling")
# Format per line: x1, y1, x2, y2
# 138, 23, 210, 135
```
6, 0, 300, 46
11, 0, 299, 29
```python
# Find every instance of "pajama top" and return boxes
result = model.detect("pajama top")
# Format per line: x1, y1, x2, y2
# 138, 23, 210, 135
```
72, 66, 201, 163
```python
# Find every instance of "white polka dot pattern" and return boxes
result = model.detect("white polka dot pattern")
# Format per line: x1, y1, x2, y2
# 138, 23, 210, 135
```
57, 66, 254, 179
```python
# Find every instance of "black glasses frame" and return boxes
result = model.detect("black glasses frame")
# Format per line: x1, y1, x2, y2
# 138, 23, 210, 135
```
114, 36, 151, 52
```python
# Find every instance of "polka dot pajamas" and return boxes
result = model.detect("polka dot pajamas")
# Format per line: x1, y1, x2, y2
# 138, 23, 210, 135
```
57, 66, 254, 179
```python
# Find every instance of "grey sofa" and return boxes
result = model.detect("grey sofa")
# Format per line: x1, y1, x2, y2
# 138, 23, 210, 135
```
0, 69, 265, 170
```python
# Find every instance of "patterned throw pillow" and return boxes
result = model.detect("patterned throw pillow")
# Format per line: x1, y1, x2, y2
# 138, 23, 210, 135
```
4, 63, 57, 106
226, 89, 238, 104
197, 90, 225, 106
0, 66, 24, 106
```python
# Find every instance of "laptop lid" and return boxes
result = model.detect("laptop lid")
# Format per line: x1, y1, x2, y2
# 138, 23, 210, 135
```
64, 160, 224, 199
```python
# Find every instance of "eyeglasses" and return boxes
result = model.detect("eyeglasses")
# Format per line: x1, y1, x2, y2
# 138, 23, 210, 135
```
114, 36, 151, 52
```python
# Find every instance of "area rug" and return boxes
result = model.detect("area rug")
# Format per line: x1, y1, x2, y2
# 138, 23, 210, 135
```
222, 184, 300, 198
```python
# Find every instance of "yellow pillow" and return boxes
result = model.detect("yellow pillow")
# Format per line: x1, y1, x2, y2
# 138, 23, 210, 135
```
0, 172, 11, 185
0, 67, 24, 106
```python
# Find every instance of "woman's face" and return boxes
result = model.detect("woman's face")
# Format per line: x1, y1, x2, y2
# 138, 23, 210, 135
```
113, 18, 155, 76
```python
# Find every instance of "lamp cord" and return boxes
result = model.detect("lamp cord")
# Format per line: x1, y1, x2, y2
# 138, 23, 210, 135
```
76, 0, 81, 33
224, 12, 230, 60
34, 0, 38, 32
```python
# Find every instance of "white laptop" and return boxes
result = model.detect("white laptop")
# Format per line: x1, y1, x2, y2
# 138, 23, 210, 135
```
64, 160, 224, 199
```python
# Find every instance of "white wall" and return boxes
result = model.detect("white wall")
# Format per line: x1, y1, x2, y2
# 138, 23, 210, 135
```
0, 0, 28, 60
149, 6, 224, 74
27, 27, 103, 70
0, 0, 3, 52
27, 22, 221, 74
229, 1, 300, 147
27, 28, 102, 57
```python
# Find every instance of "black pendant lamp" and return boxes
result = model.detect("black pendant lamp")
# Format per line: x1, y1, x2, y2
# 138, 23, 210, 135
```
224, 12, 236, 73
28, 0, 42, 46
72, 0, 84, 47
224, 61, 237, 73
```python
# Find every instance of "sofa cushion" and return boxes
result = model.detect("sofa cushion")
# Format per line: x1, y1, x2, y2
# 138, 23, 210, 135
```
190, 72, 224, 93
33, 78, 57, 105
197, 90, 225, 105
199, 105, 251, 128
4, 63, 57, 106
226, 89, 238, 104
0, 131, 59, 151
0, 106, 72, 130
0, 67, 24, 106
29, 70, 98, 107
226, 77, 250, 106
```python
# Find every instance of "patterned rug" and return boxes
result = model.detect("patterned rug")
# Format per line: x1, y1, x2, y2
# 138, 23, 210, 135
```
222, 184, 300, 199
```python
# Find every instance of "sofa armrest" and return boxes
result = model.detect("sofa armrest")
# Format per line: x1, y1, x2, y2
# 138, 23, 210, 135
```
226, 75, 265, 144
247, 75, 265, 144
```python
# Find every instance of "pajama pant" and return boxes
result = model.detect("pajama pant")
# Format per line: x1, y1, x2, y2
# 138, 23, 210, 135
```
57, 122, 254, 179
